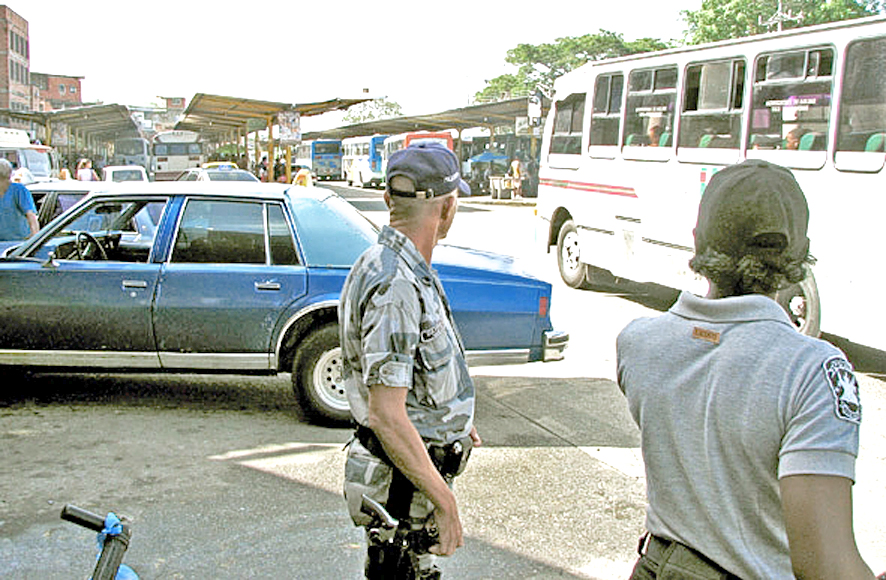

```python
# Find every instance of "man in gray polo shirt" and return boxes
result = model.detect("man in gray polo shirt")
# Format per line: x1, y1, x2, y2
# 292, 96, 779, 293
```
617, 160, 877, 579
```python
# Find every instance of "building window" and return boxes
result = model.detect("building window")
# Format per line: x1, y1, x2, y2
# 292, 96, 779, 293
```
70, 85, 77, 94
59, 85, 66, 94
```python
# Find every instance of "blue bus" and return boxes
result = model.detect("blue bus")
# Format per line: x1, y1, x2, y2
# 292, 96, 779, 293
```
295, 139, 342, 181
342, 134, 388, 188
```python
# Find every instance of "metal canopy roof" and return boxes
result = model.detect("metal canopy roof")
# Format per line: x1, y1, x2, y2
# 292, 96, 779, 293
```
301, 96, 548, 141
2, 103, 140, 143
175, 93, 374, 141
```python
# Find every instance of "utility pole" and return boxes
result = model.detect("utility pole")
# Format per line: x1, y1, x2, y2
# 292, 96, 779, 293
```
760, 0, 803, 32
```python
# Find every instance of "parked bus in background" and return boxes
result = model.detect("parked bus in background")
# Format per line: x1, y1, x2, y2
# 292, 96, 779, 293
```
381, 131, 455, 184
537, 15, 886, 351
113, 137, 154, 178
152, 130, 205, 181
295, 140, 342, 181
0, 127, 59, 183
342, 134, 387, 188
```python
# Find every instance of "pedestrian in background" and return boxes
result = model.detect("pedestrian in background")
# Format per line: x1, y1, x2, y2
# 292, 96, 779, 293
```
617, 160, 879, 579
76, 158, 98, 181
0, 158, 39, 241
340, 143, 481, 579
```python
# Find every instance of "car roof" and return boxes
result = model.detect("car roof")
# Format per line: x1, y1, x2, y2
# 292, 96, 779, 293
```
84, 181, 339, 203
103, 165, 146, 171
26, 180, 111, 193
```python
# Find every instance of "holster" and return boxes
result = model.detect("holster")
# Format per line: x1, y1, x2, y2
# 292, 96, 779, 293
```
355, 425, 473, 481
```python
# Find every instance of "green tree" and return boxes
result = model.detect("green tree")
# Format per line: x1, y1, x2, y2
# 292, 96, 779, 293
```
475, 31, 670, 102
342, 98, 403, 124
682, 0, 885, 44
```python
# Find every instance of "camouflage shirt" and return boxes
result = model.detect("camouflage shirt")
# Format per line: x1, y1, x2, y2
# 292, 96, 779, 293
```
339, 225, 475, 445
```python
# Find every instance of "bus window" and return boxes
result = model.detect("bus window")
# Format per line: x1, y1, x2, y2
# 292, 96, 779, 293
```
624, 66, 677, 148
590, 74, 623, 148
748, 47, 834, 156
836, 36, 886, 165
550, 94, 585, 155
679, 59, 745, 149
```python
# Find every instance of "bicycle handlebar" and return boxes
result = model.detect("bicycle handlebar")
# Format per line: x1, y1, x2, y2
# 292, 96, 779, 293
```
60, 504, 107, 533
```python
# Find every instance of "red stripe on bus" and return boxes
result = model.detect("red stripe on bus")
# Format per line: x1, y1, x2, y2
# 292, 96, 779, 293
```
539, 178, 637, 198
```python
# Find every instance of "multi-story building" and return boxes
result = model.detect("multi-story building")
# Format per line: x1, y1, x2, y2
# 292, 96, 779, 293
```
0, 5, 30, 127
30, 72, 83, 111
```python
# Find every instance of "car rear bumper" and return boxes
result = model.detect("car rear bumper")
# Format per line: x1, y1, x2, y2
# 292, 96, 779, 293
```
543, 330, 569, 362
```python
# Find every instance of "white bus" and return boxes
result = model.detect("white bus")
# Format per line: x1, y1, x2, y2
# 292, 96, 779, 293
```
537, 15, 886, 350
113, 137, 154, 178
152, 130, 205, 181
342, 134, 387, 188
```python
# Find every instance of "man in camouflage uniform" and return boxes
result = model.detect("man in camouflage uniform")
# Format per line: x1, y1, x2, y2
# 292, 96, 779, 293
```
340, 143, 481, 579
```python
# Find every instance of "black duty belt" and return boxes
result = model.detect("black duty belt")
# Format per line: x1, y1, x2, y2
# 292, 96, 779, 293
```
355, 425, 472, 480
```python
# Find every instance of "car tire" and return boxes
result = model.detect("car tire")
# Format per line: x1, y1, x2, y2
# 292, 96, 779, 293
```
556, 219, 593, 289
776, 266, 821, 337
291, 323, 351, 424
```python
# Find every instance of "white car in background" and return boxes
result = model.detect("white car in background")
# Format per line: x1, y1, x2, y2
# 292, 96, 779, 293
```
102, 165, 149, 182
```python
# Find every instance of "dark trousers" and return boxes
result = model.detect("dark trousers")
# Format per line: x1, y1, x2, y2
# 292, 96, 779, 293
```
629, 534, 741, 580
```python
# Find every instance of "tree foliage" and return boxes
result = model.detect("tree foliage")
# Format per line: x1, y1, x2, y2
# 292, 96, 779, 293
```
682, 0, 885, 44
342, 98, 403, 124
475, 31, 670, 102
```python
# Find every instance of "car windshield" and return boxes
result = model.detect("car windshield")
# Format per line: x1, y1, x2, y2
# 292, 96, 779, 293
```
112, 170, 144, 182
289, 194, 376, 267
22, 149, 52, 177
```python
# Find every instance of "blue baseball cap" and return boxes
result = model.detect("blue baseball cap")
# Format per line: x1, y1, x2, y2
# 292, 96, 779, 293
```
386, 142, 470, 198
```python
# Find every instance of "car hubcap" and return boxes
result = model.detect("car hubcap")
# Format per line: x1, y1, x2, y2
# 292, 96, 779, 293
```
312, 347, 347, 411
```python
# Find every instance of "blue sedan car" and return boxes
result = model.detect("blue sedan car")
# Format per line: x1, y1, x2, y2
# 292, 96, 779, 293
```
0, 182, 567, 422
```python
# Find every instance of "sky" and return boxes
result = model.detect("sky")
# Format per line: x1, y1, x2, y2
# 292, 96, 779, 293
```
20, 0, 701, 131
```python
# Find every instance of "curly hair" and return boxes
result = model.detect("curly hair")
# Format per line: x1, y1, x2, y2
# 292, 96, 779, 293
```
689, 242, 814, 297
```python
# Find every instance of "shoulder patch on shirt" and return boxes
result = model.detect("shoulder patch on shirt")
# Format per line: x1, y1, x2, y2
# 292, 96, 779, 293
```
823, 356, 861, 424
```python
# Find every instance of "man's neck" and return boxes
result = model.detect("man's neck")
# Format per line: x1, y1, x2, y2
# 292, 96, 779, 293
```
389, 220, 438, 265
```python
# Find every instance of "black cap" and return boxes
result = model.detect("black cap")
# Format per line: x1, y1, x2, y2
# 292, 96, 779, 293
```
386, 142, 470, 198
694, 160, 809, 261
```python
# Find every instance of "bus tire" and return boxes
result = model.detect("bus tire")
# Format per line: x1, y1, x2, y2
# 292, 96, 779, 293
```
557, 219, 593, 289
776, 266, 821, 337
291, 323, 351, 424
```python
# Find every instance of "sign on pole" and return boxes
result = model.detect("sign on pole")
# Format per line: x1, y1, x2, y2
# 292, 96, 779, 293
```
278, 111, 301, 145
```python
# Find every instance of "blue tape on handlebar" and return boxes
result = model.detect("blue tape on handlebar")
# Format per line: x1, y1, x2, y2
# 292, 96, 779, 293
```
103, 512, 123, 536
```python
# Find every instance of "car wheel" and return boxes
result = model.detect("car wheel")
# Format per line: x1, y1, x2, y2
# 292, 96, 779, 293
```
291, 323, 351, 423
557, 219, 593, 289
776, 266, 821, 337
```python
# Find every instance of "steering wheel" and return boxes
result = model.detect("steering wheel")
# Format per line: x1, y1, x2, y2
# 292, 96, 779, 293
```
75, 231, 108, 261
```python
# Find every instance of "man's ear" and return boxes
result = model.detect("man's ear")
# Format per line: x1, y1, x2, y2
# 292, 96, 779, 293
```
441, 195, 456, 220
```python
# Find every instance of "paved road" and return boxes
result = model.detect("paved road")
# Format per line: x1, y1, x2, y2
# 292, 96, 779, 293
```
1, 183, 884, 579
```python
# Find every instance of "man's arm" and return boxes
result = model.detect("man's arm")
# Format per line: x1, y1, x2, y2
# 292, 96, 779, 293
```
25, 210, 39, 238
367, 384, 463, 556
781, 474, 875, 580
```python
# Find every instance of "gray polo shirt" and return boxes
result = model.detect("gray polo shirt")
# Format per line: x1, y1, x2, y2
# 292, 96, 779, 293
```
617, 291, 862, 579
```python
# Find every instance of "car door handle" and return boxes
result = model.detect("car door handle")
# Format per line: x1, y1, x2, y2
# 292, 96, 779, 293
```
122, 280, 148, 289
255, 281, 281, 291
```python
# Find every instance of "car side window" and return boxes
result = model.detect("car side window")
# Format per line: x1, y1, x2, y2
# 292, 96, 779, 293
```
268, 203, 299, 265
29, 198, 166, 263
172, 199, 266, 264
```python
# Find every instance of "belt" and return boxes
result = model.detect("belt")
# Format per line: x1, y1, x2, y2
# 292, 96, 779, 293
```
639, 533, 742, 580
355, 425, 472, 479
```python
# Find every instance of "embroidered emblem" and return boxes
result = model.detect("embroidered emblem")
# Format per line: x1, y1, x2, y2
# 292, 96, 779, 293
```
823, 356, 861, 424
421, 320, 445, 342
692, 327, 720, 344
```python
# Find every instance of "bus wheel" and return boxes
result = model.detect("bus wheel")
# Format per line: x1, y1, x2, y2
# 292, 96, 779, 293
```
775, 266, 821, 337
557, 219, 592, 289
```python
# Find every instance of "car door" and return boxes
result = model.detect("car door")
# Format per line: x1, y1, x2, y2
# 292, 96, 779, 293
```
0, 197, 167, 367
152, 197, 307, 371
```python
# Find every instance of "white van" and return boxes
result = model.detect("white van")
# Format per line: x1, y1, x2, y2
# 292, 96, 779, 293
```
0, 128, 59, 183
